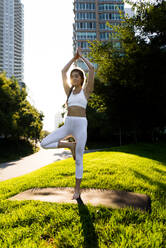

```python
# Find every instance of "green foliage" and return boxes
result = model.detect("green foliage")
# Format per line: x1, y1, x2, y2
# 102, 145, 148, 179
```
40, 130, 51, 140
0, 73, 44, 141
0, 143, 165, 247
58, 122, 64, 128
0, 138, 39, 163
126, 0, 166, 46
0, 73, 26, 137
88, 0, 166, 144
17, 100, 44, 140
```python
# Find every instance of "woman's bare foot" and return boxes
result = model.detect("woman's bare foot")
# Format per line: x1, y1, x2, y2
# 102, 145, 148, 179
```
70, 142, 76, 160
72, 192, 80, 200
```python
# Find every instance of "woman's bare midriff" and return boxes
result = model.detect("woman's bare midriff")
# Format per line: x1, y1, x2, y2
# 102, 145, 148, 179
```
67, 106, 86, 117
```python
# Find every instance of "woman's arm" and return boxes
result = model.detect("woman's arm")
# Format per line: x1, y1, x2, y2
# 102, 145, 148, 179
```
78, 48, 95, 98
62, 53, 79, 96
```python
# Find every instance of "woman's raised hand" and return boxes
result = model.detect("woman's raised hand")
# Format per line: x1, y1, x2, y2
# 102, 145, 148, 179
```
77, 47, 82, 58
74, 50, 79, 60
73, 47, 82, 61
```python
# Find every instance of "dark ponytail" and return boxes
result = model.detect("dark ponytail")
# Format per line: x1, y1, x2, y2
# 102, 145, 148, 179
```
65, 85, 74, 108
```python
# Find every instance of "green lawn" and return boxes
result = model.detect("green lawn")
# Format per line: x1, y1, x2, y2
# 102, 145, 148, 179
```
0, 143, 166, 247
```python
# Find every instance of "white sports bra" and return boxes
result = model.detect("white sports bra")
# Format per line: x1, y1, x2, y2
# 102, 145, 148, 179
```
68, 88, 88, 109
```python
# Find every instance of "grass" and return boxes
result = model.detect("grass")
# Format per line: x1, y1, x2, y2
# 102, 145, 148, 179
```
0, 142, 166, 247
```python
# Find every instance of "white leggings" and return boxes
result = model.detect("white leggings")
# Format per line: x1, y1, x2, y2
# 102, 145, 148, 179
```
40, 116, 88, 179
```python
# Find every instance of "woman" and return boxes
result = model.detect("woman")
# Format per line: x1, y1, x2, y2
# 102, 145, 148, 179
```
40, 47, 95, 200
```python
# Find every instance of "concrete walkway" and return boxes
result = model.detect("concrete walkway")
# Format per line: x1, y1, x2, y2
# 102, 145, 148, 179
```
0, 147, 74, 182
0, 147, 100, 182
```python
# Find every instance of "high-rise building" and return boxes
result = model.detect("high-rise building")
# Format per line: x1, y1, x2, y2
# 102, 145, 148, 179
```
73, 0, 124, 70
0, 0, 24, 82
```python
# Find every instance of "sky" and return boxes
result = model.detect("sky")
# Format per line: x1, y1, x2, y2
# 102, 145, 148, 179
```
22, 0, 131, 132
22, 0, 75, 132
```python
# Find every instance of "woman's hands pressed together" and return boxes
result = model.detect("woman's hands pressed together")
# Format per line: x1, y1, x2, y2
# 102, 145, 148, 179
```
74, 47, 82, 61
77, 47, 82, 58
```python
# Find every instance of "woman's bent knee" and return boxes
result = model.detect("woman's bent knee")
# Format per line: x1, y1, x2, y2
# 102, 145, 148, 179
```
40, 139, 59, 149
40, 141, 45, 149
40, 139, 47, 149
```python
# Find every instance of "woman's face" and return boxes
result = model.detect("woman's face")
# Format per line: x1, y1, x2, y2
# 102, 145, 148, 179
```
70, 71, 83, 87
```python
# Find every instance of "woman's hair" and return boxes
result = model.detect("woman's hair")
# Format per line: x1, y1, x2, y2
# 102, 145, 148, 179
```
65, 68, 85, 107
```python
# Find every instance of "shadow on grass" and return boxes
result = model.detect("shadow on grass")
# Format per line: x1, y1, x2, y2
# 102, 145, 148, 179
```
132, 169, 166, 204
53, 150, 72, 158
153, 167, 166, 175
76, 197, 99, 248
92, 142, 166, 166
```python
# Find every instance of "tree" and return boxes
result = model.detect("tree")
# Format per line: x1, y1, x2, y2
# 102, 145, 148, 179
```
0, 73, 44, 141
0, 73, 26, 138
17, 99, 44, 142
88, 0, 166, 143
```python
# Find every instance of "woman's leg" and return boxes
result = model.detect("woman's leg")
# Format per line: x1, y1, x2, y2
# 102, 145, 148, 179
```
72, 118, 88, 199
40, 118, 71, 149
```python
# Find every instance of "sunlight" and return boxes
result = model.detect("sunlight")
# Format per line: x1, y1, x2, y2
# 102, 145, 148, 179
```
22, 0, 74, 131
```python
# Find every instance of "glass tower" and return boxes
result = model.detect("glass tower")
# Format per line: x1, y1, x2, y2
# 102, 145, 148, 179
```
73, 0, 124, 70
0, 0, 24, 82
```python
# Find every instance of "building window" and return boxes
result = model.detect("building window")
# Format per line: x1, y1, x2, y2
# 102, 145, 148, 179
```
76, 32, 96, 40
76, 22, 96, 30
100, 32, 112, 40
100, 23, 112, 30
75, 3, 96, 10
76, 12, 96, 20
99, 13, 121, 20
78, 0, 95, 2
99, 4, 124, 11
99, 0, 123, 2
77, 41, 89, 49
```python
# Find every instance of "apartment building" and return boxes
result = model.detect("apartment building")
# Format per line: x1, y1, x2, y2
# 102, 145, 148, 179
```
73, 0, 124, 70
0, 0, 24, 82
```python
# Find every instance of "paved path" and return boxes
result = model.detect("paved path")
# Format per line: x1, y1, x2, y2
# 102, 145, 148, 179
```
0, 147, 100, 182
0, 148, 73, 182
